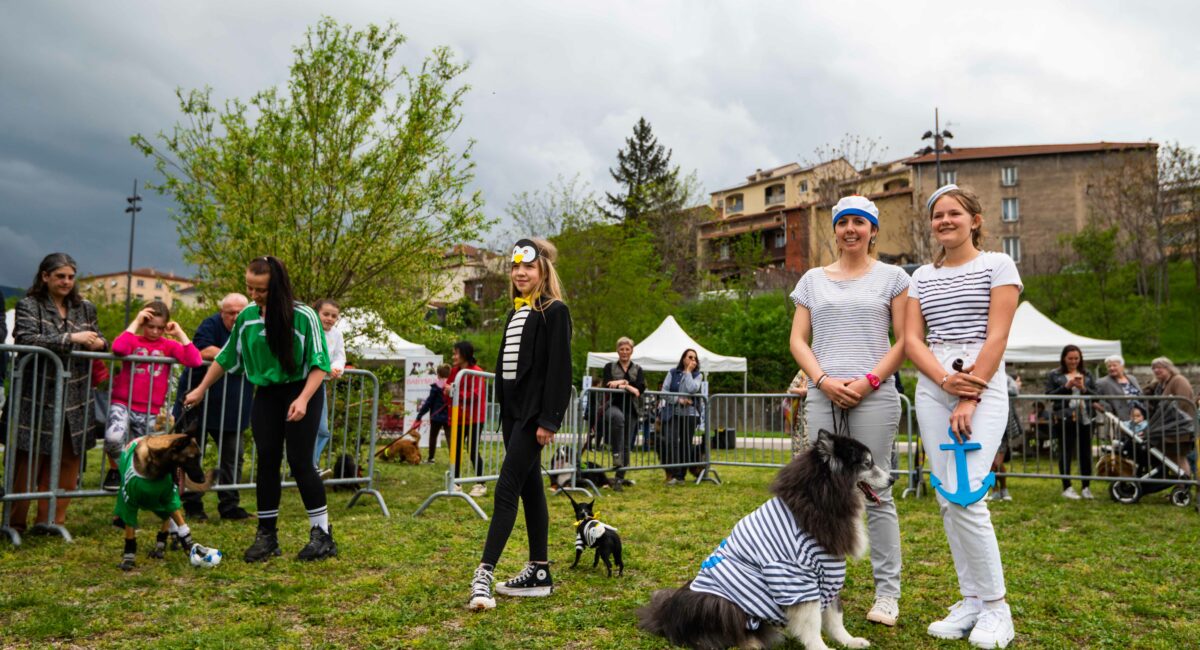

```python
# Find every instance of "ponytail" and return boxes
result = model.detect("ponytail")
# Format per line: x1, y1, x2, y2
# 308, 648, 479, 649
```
247, 256, 297, 373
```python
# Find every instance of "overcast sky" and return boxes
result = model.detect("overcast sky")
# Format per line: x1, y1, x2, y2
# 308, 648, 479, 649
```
2, 0, 1198, 288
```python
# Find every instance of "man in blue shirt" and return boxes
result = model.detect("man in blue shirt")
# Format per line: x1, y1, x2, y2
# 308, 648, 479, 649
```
174, 293, 255, 521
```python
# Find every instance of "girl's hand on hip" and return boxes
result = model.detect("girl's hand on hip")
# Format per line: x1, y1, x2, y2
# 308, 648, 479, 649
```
287, 397, 308, 422
950, 400, 977, 442
536, 427, 555, 446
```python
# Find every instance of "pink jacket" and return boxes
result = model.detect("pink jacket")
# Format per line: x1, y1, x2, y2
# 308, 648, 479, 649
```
110, 332, 202, 413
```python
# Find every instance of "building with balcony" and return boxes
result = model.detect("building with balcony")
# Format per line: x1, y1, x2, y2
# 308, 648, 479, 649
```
908, 142, 1159, 272
79, 268, 197, 308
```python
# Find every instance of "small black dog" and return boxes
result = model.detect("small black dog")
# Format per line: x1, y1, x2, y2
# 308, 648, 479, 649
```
548, 446, 615, 491
563, 492, 624, 577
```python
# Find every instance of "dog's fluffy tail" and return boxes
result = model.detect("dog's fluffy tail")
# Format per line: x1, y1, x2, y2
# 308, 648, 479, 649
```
637, 581, 767, 649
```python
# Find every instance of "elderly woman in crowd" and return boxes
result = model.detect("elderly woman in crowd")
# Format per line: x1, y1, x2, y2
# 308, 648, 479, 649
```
1093, 354, 1142, 420
1146, 357, 1196, 419
10, 253, 107, 535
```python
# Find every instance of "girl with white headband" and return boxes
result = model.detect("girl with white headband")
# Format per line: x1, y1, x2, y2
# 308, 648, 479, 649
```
789, 194, 910, 627
905, 184, 1020, 648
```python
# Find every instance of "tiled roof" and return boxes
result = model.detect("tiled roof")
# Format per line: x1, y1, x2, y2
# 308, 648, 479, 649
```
907, 142, 1156, 164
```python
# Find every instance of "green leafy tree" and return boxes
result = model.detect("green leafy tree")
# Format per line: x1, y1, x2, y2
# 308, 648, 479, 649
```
132, 18, 489, 344
552, 223, 677, 379
603, 117, 680, 223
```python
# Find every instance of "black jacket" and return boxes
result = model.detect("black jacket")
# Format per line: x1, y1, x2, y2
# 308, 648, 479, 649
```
1044, 368, 1097, 421
495, 299, 573, 434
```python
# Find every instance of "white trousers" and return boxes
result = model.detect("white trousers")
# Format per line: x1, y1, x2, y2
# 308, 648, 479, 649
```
915, 342, 1007, 601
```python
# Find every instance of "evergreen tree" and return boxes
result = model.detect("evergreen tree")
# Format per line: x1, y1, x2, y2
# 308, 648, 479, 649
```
604, 117, 680, 222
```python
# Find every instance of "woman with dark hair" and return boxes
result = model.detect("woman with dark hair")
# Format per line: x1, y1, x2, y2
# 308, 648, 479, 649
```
10, 252, 107, 534
659, 348, 703, 485
1045, 344, 1097, 500
447, 339, 486, 496
184, 256, 334, 562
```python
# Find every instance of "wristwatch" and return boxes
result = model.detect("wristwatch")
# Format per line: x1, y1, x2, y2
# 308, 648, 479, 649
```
865, 373, 881, 390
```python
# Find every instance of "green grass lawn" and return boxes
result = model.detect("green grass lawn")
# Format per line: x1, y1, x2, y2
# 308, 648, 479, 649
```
2, 457, 1198, 649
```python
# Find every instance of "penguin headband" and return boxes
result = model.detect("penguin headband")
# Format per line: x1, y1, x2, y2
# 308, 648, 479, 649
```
511, 239, 541, 264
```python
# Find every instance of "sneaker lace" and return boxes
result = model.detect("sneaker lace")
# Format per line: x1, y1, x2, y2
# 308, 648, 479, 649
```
873, 595, 899, 617
973, 608, 1003, 632
507, 562, 537, 585
471, 566, 493, 595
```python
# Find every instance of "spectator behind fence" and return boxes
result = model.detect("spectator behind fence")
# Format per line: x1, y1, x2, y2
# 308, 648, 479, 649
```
788, 194, 910, 628
101, 303, 202, 492
415, 364, 452, 463
172, 293, 255, 521
1093, 354, 1142, 420
987, 374, 1021, 503
311, 299, 347, 474
659, 348, 703, 485
602, 336, 644, 488
448, 340, 487, 497
10, 253, 107, 535
1146, 357, 1196, 419
1123, 404, 1148, 435
1045, 344, 1098, 500
184, 256, 336, 562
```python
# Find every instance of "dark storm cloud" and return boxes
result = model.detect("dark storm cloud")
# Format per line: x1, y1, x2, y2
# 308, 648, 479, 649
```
2, 0, 1198, 286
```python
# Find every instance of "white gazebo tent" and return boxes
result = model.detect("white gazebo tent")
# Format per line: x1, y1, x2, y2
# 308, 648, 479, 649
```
334, 309, 436, 362
1004, 301, 1122, 363
586, 315, 748, 390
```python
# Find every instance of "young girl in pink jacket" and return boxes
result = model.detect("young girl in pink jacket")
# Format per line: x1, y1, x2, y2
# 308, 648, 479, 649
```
102, 301, 203, 491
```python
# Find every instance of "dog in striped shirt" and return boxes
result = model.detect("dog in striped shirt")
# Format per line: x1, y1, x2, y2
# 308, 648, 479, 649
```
563, 493, 623, 577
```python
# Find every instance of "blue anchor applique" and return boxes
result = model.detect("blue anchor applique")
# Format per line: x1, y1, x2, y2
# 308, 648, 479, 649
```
930, 425, 995, 506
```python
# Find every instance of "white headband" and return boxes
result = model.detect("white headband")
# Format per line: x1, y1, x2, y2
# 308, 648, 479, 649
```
926, 184, 959, 211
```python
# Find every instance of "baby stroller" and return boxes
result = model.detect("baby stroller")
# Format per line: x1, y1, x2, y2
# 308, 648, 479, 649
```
1099, 402, 1195, 507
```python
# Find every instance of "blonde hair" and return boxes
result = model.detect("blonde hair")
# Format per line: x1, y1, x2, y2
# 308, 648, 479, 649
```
616, 336, 634, 349
928, 186, 986, 268
509, 237, 564, 310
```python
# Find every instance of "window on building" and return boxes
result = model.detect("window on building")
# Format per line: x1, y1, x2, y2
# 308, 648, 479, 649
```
940, 170, 957, 186
155, 281, 163, 289
773, 230, 786, 248
135, 293, 144, 300
1003, 236, 1021, 262
765, 184, 785, 206
726, 194, 744, 214
1001, 166, 1018, 187
799, 180, 808, 193
473, 284, 483, 301
719, 241, 731, 261
136, 279, 144, 288
1001, 197, 1019, 222
110, 280, 118, 288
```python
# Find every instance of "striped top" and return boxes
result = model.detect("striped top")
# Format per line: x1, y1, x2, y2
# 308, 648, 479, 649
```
500, 306, 532, 380
908, 252, 1022, 345
790, 262, 910, 388
690, 497, 846, 625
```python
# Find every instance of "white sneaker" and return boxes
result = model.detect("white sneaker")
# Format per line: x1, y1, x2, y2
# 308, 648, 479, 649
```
1080, 487, 1094, 500
866, 595, 899, 626
467, 565, 496, 611
1001, 489, 1013, 502
469, 483, 488, 498
928, 599, 982, 640
1062, 487, 1081, 500
968, 604, 1014, 648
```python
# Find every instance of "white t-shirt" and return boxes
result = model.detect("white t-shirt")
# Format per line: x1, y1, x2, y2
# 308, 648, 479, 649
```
908, 251, 1022, 345
790, 262, 910, 387
323, 325, 346, 372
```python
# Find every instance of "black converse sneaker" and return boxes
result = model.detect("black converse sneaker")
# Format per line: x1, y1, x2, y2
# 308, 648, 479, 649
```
297, 525, 337, 561
495, 562, 553, 597
468, 565, 496, 611
243, 529, 282, 563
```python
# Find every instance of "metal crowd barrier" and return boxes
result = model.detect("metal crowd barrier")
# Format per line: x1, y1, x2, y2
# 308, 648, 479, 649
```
414, 368, 590, 519
1, 344, 70, 546
991, 393, 1198, 505
1, 344, 388, 546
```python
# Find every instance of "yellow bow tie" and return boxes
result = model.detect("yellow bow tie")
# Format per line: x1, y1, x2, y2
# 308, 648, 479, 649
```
515, 295, 537, 310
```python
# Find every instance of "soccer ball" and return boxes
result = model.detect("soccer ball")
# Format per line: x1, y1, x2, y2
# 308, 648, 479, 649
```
189, 544, 223, 568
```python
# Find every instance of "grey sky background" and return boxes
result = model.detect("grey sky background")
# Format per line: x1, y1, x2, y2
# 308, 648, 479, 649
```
2, 0, 1198, 287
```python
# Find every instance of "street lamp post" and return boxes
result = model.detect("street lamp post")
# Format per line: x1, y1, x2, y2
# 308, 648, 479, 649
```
916, 107, 954, 187
123, 179, 142, 325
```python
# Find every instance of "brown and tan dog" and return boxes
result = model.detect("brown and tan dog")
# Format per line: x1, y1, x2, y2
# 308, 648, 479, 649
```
375, 427, 423, 465
115, 433, 216, 571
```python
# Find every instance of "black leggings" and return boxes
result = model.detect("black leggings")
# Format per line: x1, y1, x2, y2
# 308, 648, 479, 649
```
481, 422, 547, 567
426, 421, 449, 460
1058, 421, 1093, 489
251, 381, 327, 525
453, 420, 485, 477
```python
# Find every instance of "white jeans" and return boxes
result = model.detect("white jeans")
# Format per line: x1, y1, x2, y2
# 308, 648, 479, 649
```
915, 342, 1007, 601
